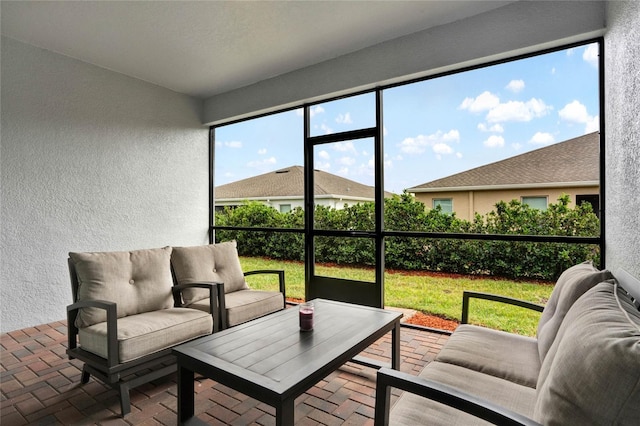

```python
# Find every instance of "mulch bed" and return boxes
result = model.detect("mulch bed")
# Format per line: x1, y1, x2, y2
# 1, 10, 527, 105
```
404, 311, 459, 331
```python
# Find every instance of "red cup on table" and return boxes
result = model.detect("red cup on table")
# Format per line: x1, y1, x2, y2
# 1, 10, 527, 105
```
299, 301, 314, 331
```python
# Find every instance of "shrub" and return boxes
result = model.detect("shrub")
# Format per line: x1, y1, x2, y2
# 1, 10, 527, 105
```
214, 193, 600, 280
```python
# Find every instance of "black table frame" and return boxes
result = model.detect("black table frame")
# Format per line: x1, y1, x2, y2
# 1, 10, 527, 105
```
173, 299, 402, 426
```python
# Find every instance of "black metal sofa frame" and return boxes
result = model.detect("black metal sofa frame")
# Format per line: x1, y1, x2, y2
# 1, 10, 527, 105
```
374, 267, 640, 425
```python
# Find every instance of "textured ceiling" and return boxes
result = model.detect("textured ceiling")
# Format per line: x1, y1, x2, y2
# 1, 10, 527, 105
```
1, 1, 512, 99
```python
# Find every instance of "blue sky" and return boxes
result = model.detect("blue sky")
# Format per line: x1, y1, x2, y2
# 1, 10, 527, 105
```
215, 42, 599, 194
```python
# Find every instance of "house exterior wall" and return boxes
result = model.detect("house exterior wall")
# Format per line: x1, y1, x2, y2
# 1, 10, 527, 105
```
604, 1, 640, 279
0, 37, 208, 332
414, 186, 600, 221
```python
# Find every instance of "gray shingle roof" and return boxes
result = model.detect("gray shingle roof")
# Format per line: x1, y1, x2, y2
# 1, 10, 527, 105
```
407, 132, 599, 192
216, 165, 392, 200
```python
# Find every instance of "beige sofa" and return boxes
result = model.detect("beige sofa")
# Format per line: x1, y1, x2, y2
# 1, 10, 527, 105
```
66, 246, 215, 416
375, 262, 640, 425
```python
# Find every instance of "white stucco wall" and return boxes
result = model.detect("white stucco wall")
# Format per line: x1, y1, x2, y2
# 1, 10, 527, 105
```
604, 1, 640, 279
0, 37, 209, 332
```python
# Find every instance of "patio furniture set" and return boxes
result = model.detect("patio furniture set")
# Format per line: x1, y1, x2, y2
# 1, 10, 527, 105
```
65, 240, 640, 425
66, 240, 285, 416
375, 262, 640, 425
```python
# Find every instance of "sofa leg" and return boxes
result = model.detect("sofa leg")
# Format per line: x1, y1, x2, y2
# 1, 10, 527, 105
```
81, 366, 90, 384
118, 383, 131, 417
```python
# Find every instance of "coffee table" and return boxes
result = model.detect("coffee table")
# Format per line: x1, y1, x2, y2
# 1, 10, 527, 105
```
173, 298, 402, 425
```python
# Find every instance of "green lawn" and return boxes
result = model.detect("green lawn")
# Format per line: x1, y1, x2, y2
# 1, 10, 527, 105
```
239, 256, 553, 336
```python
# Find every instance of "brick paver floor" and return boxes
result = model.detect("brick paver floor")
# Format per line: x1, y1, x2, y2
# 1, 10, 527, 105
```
1, 320, 449, 425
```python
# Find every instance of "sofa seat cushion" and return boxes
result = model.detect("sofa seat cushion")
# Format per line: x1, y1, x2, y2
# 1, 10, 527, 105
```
435, 324, 540, 388
536, 261, 612, 362
172, 241, 249, 305
78, 308, 213, 363
534, 281, 640, 425
391, 361, 536, 426
189, 289, 284, 327
70, 247, 175, 328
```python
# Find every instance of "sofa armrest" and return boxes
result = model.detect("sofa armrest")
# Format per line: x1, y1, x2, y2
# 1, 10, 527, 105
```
374, 367, 540, 426
172, 281, 222, 332
244, 269, 286, 305
67, 299, 118, 366
461, 291, 544, 324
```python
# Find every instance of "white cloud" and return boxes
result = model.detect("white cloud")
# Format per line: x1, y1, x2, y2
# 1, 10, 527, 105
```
338, 156, 356, 166
551, 67, 556, 75
486, 98, 552, 123
559, 100, 589, 122
433, 143, 454, 155
567, 48, 575, 56
477, 123, 504, 133
223, 140, 243, 148
506, 79, 525, 93
456, 152, 463, 159
560, 102, 598, 130
247, 156, 276, 167
316, 161, 331, 171
529, 132, 555, 145
398, 137, 427, 154
559, 100, 600, 134
586, 115, 600, 133
320, 123, 333, 134
459, 91, 500, 113
258, 148, 267, 155
333, 141, 357, 153
442, 129, 460, 142
296, 106, 325, 117
583, 43, 599, 67
483, 135, 505, 148
336, 112, 353, 124
318, 150, 330, 160
462, 91, 552, 124
512, 142, 523, 151
398, 130, 460, 155
383, 154, 393, 168
311, 106, 325, 117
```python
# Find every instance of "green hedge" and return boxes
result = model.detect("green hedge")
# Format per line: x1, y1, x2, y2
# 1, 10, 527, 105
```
215, 193, 600, 280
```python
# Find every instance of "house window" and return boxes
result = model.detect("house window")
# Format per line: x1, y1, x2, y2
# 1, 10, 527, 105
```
433, 198, 453, 214
576, 194, 600, 218
279, 204, 292, 213
522, 196, 548, 210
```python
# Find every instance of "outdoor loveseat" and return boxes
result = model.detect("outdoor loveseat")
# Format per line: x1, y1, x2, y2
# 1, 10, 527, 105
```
66, 246, 215, 416
66, 241, 286, 416
375, 262, 640, 425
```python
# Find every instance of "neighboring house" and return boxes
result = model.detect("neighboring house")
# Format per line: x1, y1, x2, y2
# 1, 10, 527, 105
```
215, 165, 393, 212
406, 133, 600, 221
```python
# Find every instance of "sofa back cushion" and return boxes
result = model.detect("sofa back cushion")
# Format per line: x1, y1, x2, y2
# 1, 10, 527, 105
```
70, 247, 174, 328
537, 261, 612, 362
534, 281, 640, 424
171, 240, 248, 305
